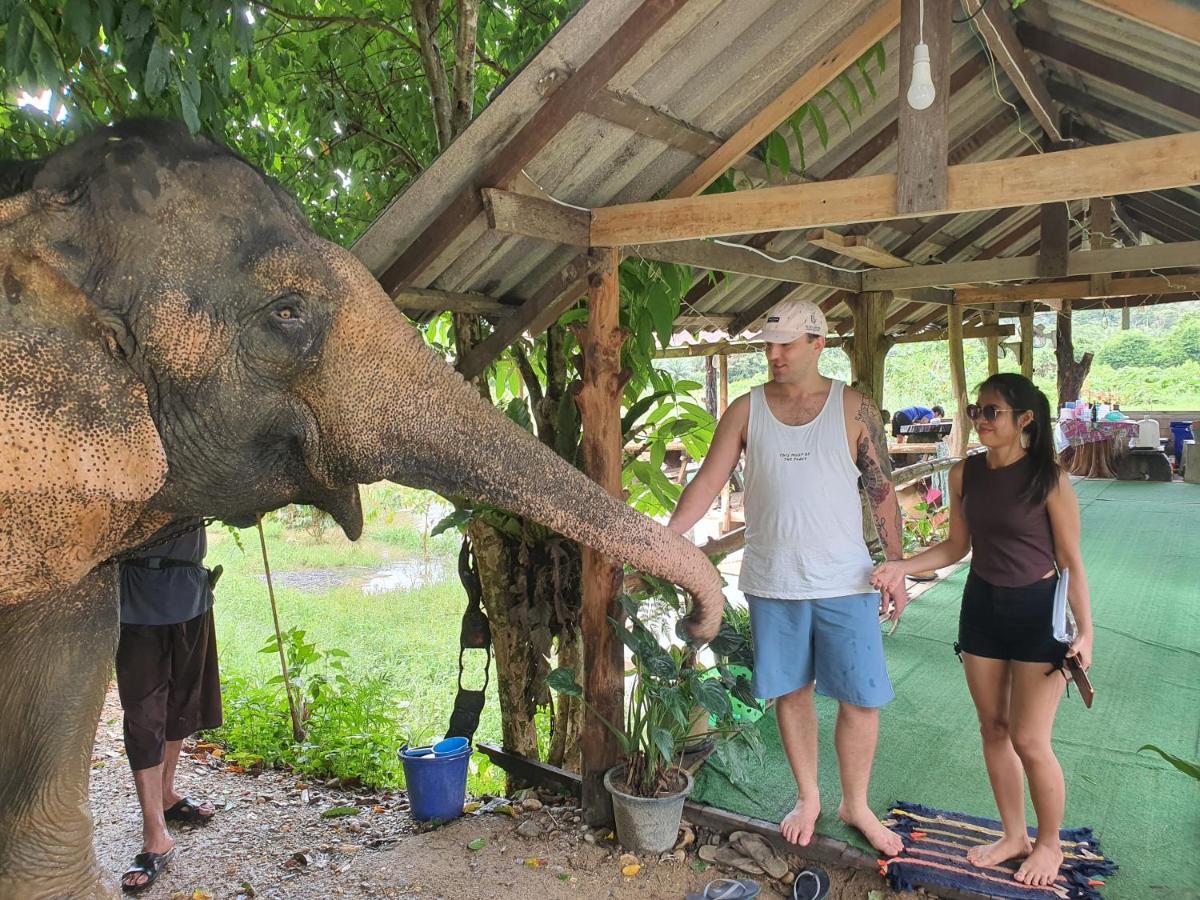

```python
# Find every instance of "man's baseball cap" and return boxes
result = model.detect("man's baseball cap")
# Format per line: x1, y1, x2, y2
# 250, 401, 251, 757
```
752, 298, 828, 343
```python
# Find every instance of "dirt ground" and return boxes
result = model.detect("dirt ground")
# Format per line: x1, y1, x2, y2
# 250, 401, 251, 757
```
91, 689, 906, 900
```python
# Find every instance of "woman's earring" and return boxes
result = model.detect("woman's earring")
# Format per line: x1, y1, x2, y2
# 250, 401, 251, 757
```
1020, 429, 1031, 449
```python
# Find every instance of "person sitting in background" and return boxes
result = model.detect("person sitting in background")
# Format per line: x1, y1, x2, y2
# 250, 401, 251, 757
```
931, 405, 945, 420
891, 405, 935, 440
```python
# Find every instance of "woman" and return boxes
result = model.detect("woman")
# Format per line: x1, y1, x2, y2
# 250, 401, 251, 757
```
872, 374, 1094, 888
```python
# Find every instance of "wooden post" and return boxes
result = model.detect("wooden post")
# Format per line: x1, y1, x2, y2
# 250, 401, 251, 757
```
849, 292, 893, 409
1121, 307, 1131, 330
1038, 201, 1070, 277
983, 309, 1000, 376
719, 352, 732, 534
897, 0, 952, 213
947, 306, 970, 458
574, 247, 629, 826
1020, 304, 1035, 379
1088, 197, 1115, 297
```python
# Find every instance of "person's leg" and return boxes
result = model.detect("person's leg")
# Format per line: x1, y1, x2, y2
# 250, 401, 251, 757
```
116, 624, 175, 889
833, 702, 904, 856
775, 684, 821, 846
1008, 662, 1067, 887
747, 595, 820, 846
808, 594, 902, 856
161, 610, 219, 819
961, 652, 1032, 866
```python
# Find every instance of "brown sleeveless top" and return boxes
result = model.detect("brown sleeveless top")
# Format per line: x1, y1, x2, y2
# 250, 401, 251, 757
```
962, 452, 1056, 587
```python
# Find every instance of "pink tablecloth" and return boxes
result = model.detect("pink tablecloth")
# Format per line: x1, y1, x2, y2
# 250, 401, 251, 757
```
1059, 419, 1140, 447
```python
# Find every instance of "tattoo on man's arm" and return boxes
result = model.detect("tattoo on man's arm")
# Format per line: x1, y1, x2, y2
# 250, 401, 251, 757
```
854, 395, 894, 478
856, 434, 893, 506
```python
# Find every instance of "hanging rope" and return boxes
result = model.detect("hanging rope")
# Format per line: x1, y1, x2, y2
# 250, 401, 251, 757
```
257, 514, 306, 743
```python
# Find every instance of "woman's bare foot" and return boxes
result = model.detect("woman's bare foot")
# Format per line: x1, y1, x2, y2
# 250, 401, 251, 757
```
837, 803, 904, 857
780, 798, 821, 846
966, 832, 1033, 868
1014, 841, 1064, 886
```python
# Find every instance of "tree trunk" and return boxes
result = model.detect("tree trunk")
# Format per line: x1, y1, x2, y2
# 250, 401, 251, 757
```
983, 310, 1000, 377
704, 355, 717, 418
1020, 304, 1035, 379
1056, 301, 1094, 408
947, 307, 970, 458
849, 292, 893, 409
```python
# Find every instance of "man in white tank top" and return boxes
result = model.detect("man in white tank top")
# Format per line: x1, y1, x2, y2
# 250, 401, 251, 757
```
669, 299, 907, 858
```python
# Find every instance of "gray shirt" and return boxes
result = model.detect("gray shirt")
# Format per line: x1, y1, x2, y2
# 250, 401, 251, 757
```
119, 518, 214, 626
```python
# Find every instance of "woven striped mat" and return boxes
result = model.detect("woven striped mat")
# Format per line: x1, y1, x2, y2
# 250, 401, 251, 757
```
880, 802, 1118, 900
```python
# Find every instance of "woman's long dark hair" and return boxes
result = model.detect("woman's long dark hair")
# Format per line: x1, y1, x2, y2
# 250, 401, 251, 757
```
977, 373, 1059, 505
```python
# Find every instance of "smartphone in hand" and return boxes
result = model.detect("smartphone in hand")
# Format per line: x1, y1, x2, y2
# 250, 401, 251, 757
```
1066, 655, 1094, 708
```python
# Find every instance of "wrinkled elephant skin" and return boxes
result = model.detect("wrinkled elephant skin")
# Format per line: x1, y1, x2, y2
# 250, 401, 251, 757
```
0, 121, 725, 897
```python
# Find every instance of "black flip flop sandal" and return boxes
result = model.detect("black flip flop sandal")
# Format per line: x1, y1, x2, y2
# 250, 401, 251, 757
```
122, 847, 175, 894
164, 797, 215, 825
792, 867, 830, 900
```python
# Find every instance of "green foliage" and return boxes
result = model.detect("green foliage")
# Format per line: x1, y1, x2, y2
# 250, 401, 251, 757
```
258, 624, 351, 722
901, 500, 949, 555
1095, 331, 1160, 369
1, 1, 572, 245
545, 595, 762, 797
1139, 745, 1200, 782
1159, 315, 1200, 367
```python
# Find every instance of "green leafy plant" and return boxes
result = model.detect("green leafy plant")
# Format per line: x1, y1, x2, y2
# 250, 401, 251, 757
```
902, 500, 949, 555
546, 596, 762, 798
258, 625, 351, 724
1139, 744, 1200, 782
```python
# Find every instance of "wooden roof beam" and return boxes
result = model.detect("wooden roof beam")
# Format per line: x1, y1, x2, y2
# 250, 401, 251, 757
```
864, 239, 1200, 292
393, 286, 517, 318
954, 272, 1200, 305
589, 133, 1200, 246
960, 0, 1064, 142
1017, 23, 1200, 121
897, 0, 953, 212
805, 230, 909, 268
1077, 0, 1200, 47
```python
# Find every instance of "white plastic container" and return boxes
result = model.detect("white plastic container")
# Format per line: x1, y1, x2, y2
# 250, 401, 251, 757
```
1134, 417, 1161, 450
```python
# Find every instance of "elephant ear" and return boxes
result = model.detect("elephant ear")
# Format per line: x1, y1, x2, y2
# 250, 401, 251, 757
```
0, 251, 167, 597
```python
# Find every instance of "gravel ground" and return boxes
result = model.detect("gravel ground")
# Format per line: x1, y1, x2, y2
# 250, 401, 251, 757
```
91, 689, 905, 900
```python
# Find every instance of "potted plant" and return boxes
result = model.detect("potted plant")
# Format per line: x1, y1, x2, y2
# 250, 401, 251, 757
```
546, 597, 761, 854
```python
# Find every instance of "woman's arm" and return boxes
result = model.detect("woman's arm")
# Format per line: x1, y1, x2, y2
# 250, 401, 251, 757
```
1046, 470, 1094, 668
871, 461, 972, 591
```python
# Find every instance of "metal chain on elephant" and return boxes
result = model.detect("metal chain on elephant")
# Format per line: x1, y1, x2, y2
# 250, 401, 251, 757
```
104, 516, 220, 564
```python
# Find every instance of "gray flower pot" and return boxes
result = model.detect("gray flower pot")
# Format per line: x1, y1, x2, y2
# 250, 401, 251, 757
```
604, 764, 694, 854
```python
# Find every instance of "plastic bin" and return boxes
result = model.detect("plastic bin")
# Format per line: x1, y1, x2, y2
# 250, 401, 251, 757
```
1169, 422, 1195, 467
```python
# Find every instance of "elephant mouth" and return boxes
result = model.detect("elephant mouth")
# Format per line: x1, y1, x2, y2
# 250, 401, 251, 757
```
298, 481, 363, 540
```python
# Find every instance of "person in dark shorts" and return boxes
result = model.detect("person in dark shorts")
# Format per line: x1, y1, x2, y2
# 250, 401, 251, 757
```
871, 373, 1094, 889
116, 518, 222, 893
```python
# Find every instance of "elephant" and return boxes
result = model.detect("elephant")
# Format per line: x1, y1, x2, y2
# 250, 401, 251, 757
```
0, 120, 725, 899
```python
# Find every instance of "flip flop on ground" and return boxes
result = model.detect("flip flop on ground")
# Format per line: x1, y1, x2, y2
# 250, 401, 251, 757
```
791, 866, 830, 900
684, 877, 762, 900
164, 797, 216, 825
121, 847, 175, 894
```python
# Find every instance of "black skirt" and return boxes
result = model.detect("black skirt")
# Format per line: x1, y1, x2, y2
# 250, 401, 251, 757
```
957, 570, 1068, 665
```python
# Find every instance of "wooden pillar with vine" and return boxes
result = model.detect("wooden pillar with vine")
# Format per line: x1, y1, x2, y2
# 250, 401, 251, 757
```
849, 291, 893, 409
572, 247, 629, 825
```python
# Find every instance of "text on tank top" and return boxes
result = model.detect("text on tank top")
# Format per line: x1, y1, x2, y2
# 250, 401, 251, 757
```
738, 380, 875, 600
962, 452, 1057, 587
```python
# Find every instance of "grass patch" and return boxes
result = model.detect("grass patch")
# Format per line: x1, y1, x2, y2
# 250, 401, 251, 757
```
205, 486, 506, 795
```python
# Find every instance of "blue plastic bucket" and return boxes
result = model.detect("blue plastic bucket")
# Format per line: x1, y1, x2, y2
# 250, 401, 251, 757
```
1170, 422, 1195, 467
399, 744, 471, 822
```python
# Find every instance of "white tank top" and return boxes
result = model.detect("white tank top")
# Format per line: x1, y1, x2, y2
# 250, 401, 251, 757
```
739, 380, 876, 599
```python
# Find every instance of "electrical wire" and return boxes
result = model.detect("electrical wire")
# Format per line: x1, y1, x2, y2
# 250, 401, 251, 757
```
952, 0, 990, 25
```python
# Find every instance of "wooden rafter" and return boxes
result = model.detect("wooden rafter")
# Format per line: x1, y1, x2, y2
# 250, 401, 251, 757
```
666, 0, 901, 198
955, 272, 1200, 305
1048, 81, 1173, 140
1077, 0, 1200, 47
394, 285, 515, 317
589, 133, 1200, 246
805, 230, 909, 268
896, 0, 952, 213
960, 0, 1064, 142
864, 239, 1200, 292
1017, 23, 1200, 121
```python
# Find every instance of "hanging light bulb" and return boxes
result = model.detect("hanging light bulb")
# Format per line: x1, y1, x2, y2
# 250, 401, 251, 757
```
907, 41, 936, 110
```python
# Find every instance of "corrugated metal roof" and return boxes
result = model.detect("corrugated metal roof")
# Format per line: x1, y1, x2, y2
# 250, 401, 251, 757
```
353, 0, 1200, 351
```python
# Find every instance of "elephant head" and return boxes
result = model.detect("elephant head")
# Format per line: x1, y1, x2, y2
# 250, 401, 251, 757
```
0, 120, 725, 627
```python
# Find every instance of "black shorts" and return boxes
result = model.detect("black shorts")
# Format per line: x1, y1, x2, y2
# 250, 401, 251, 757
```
957, 570, 1068, 665
116, 609, 222, 771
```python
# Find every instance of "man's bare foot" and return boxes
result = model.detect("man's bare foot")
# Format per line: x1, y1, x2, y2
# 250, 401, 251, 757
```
837, 803, 904, 857
780, 798, 821, 846
121, 837, 174, 890
966, 832, 1033, 868
1014, 841, 1064, 886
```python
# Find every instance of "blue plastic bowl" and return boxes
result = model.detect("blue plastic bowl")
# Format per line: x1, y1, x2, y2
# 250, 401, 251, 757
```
432, 736, 470, 757
400, 745, 435, 759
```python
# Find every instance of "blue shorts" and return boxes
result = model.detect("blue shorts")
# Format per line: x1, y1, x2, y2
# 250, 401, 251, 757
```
745, 593, 895, 708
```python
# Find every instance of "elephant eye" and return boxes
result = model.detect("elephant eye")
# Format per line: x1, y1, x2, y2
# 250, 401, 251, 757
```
270, 297, 304, 325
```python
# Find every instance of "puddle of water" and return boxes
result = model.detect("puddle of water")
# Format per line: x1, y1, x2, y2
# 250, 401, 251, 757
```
258, 557, 450, 596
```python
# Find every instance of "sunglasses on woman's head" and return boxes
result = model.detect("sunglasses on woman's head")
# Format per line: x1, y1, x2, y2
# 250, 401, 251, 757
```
966, 403, 1026, 422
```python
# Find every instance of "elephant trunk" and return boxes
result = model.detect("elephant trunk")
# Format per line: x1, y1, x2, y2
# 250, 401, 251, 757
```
302, 292, 725, 633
